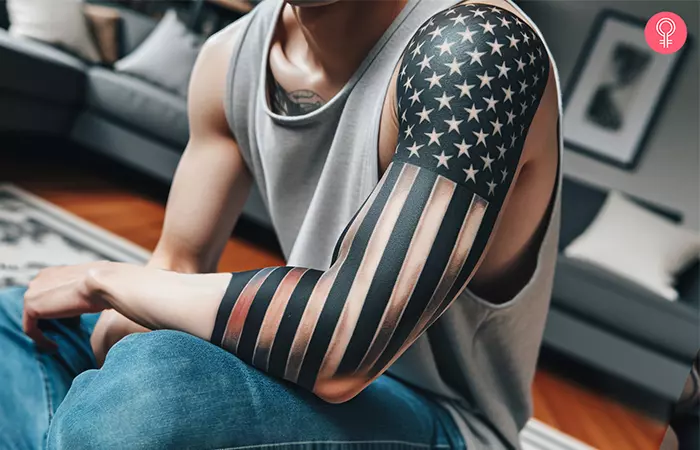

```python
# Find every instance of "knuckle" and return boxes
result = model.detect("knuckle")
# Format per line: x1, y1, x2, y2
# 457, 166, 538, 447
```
24, 306, 36, 318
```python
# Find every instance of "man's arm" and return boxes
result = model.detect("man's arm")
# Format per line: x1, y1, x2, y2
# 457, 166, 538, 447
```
89, 3, 551, 402
89, 20, 253, 362
151, 21, 253, 273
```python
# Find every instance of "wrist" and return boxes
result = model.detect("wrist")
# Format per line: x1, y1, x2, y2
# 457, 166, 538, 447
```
84, 261, 121, 309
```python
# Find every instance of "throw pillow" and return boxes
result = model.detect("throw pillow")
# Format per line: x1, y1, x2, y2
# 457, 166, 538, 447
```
7, 0, 101, 62
114, 9, 203, 97
565, 191, 700, 301
84, 4, 122, 65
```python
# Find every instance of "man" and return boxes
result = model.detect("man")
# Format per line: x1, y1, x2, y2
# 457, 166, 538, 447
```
2, 0, 561, 448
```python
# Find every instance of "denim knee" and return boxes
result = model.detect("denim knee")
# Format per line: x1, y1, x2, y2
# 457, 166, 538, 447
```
0, 286, 27, 332
0, 285, 27, 301
48, 330, 249, 450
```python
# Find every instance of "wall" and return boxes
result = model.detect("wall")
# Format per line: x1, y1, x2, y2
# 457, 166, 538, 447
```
522, 0, 700, 230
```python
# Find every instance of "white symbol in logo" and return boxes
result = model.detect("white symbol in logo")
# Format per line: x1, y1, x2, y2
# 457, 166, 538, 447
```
656, 17, 676, 48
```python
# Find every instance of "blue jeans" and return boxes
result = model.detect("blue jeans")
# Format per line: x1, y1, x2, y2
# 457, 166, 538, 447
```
0, 287, 465, 449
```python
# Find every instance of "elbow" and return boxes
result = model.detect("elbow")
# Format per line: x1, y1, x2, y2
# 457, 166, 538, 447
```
148, 245, 210, 274
313, 375, 371, 404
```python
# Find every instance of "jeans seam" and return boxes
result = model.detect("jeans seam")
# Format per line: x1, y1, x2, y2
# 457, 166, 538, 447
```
35, 350, 54, 447
214, 441, 452, 450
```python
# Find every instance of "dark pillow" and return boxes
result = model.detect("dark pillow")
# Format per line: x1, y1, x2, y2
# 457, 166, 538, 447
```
0, 3, 9, 30
84, 4, 122, 65
676, 259, 699, 308
559, 177, 683, 251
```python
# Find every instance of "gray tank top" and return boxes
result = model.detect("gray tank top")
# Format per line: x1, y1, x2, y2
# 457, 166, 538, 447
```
225, 1, 563, 448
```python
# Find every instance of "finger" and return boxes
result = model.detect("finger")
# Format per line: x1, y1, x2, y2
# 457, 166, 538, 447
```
94, 348, 106, 368
23, 310, 57, 352
25, 287, 105, 320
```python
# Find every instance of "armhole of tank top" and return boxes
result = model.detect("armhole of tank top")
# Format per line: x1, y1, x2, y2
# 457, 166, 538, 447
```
458, 2, 563, 313
503, 0, 564, 121
223, 10, 258, 144
503, 0, 564, 212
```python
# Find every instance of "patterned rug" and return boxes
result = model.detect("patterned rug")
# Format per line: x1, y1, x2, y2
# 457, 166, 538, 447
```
0, 184, 148, 288
0, 183, 594, 450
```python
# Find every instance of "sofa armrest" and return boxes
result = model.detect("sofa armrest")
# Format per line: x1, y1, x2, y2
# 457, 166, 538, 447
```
0, 29, 86, 106
552, 254, 699, 362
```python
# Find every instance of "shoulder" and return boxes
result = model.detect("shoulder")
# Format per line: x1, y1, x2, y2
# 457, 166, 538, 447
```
402, 3, 548, 66
397, 2, 550, 110
392, 2, 554, 200
198, 14, 253, 70
190, 17, 252, 99
187, 16, 253, 138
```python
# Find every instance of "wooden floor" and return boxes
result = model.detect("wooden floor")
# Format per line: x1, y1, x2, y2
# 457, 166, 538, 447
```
1, 138, 667, 449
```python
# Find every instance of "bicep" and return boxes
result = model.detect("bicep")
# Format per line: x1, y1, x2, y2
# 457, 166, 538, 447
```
153, 26, 252, 272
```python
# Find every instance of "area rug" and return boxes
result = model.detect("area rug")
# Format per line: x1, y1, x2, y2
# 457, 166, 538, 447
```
0, 183, 594, 450
0, 184, 149, 287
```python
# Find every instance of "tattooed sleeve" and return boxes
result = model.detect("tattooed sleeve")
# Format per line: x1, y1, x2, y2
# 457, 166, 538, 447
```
211, 4, 549, 402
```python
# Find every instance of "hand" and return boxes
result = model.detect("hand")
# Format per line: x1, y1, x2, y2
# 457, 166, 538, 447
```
23, 261, 113, 350
91, 309, 150, 367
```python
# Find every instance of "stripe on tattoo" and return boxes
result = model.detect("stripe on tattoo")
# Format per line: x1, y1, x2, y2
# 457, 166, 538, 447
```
266, 269, 323, 379
210, 270, 258, 344
296, 164, 417, 390
353, 176, 456, 375
252, 268, 309, 371
237, 266, 295, 364
316, 165, 429, 382
282, 164, 400, 382
334, 169, 439, 376
366, 189, 487, 378
221, 267, 276, 353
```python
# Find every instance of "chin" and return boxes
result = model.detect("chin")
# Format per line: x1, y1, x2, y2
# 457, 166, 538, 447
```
285, 0, 341, 6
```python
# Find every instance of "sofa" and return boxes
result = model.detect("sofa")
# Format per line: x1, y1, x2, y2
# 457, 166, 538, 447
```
543, 177, 699, 418
0, 4, 272, 228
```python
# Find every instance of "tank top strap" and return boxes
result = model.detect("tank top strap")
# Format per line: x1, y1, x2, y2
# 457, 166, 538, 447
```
223, 0, 279, 166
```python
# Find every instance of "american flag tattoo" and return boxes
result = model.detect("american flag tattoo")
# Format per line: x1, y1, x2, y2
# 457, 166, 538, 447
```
211, 3, 549, 402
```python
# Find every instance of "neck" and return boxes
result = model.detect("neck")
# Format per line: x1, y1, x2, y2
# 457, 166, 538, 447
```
287, 0, 408, 80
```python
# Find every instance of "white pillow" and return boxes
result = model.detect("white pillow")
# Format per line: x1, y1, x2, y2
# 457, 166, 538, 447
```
114, 10, 203, 97
7, 0, 101, 62
564, 191, 700, 301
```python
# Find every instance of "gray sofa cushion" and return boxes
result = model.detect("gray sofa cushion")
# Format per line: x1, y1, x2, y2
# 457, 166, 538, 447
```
552, 254, 699, 362
85, 66, 188, 147
0, 28, 86, 105
0, 27, 86, 70
114, 10, 202, 97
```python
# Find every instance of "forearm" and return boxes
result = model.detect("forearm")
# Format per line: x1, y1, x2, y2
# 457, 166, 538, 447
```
88, 263, 231, 340
86, 259, 373, 401
147, 24, 253, 276
151, 144, 252, 274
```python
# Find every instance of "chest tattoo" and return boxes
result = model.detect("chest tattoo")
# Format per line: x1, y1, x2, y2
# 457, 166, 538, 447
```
270, 76, 326, 116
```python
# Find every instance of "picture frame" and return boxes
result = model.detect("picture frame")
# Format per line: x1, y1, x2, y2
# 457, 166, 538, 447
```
563, 9, 690, 170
